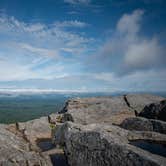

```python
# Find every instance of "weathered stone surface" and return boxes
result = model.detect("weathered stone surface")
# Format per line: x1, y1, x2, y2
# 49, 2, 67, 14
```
121, 117, 166, 134
10, 113, 60, 146
1, 93, 165, 166
55, 122, 166, 166
138, 100, 166, 121
4, 113, 66, 166
0, 124, 51, 166
125, 94, 165, 113
121, 117, 153, 131
151, 119, 166, 134
60, 94, 165, 125
60, 96, 135, 125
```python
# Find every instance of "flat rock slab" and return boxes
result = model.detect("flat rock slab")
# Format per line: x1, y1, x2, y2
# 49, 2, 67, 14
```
61, 96, 134, 125
61, 94, 165, 125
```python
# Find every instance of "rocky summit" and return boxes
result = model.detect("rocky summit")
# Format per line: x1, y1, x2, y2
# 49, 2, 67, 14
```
0, 93, 166, 166
59, 94, 165, 125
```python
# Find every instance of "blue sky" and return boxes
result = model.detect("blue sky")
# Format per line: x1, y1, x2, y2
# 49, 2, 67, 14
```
0, 0, 166, 92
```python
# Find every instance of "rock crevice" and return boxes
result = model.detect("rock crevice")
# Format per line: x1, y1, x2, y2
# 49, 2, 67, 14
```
123, 95, 131, 108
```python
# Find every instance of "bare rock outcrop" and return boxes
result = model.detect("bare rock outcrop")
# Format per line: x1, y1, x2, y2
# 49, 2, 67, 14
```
4, 113, 63, 166
56, 94, 166, 166
0, 124, 51, 166
121, 117, 166, 134
124, 94, 165, 113
60, 94, 165, 125
138, 100, 166, 121
60, 96, 134, 125
55, 122, 166, 166
7, 113, 61, 147
1, 93, 165, 166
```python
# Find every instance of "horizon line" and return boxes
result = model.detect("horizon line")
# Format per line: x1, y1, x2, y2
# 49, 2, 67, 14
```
0, 88, 165, 94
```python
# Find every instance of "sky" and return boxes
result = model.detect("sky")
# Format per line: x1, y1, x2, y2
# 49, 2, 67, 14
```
0, 0, 166, 92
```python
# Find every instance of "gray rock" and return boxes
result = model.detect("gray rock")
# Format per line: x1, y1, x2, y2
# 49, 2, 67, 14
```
121, 117, 166, 134
0, 124, 51, 166
60, 94, 165, 125
55, 122, 166, 166
138, 100, 166, 121
61, 96, 135, 125
18, 116, 51, 145
1, 93, 165, 166
150, 119, 166, 134
125, 94, 165, 113
121, 117, 153, 131
13, 113, 61, 146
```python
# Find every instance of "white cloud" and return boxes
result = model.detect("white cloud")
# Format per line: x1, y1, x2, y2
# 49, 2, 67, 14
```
0, 14, 93, 81
121, 70, 166, 91
0, 61, 37, 81
0, 10, 165, 92
1, 69, 165, 91
92, 9, 165, 75
117, 10, 144, 36
64, 0, 91, 5
93, 72, 115, 82
92, 70, 166, 92
0, 16, 45, 34
0, 58, 69, 81
0, 15, 91, 56
55, 20, 88, 28
124, 39, 162, 70
24, 23, 45, 32
19, 43, 60, 58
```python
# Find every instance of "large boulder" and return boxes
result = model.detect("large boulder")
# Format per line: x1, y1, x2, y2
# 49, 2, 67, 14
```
125, 94, 165, 113
5, 113, 66, 166
8, 113, 60, 146
138, 100, 166, 121
0, 124, 51, 166
121, 117, 153, 131
121, 117, 166, 134
55, 122, 166, 166
18, 116, 51, 145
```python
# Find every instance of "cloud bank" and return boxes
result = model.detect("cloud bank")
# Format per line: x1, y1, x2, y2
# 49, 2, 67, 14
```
90, 10, 165, 75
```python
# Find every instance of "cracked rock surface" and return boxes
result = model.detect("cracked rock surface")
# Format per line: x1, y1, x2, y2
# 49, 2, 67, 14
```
57, 94, 166, 166
55, 122, 166, 166
121, 117, 166, 134
60, 94, 165, 125
0, 93, 165, 166
2, 113, 64, 166
0, 124, 52, 166
124, 94, 165, 113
